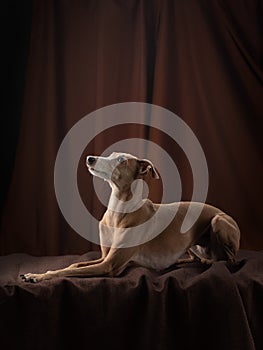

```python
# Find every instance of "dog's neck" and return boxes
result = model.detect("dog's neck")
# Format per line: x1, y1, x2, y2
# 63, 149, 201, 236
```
108, 179, 145, 214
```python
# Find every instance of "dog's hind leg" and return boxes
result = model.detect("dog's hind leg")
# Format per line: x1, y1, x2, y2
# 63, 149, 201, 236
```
175, 249, 199, 264
210, 213, 240, 262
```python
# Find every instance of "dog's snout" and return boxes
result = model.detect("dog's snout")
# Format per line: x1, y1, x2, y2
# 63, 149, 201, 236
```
87, 156, 96, 166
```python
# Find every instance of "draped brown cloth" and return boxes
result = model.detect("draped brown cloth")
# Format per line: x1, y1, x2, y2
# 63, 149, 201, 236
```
2, 2, 263, 350
0, 250, 263, 350
1, 0, 263, 255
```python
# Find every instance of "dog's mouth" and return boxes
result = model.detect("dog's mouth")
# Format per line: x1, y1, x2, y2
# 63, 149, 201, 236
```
88, 166, 99, 174
88, 166, 110, 180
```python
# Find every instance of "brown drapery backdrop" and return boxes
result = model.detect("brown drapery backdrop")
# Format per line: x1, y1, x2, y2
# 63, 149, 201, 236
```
1, 0, 263, 255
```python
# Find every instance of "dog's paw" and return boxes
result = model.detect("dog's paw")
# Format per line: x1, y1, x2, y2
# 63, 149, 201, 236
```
200, 258, 213, 265
20, 273, 43, 283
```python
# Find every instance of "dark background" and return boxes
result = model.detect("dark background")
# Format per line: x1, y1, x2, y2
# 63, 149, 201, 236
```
1, 0, 263, 256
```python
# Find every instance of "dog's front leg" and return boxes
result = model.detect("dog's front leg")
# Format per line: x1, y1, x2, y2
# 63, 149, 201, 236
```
67, 257, 105, 269
20, 261, 113, 283
67, 246, 110, 268
21, 248, 135, 283
20, 260, 106, 282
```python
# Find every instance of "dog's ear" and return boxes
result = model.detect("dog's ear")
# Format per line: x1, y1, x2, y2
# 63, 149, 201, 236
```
138, 159, 159, 179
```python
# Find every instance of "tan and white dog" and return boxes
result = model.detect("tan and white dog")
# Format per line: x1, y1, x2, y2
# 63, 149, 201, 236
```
21, 152, 240, 283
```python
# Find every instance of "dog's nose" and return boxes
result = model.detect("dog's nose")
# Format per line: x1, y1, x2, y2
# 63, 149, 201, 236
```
86, 156, 96, 166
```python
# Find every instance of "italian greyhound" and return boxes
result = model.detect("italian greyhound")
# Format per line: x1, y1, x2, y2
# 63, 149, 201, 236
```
21, 152, 240, 283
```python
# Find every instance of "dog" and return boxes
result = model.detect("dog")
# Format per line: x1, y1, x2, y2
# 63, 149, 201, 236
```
21, 152, 240, 283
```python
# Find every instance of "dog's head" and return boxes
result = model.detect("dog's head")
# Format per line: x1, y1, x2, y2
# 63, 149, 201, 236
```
86, 152, 159, 188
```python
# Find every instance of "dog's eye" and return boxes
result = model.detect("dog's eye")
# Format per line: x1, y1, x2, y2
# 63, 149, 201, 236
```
117, 156, 126, 163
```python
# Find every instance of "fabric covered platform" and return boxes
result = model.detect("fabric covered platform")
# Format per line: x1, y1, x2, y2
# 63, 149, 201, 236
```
0, 250, 262, 350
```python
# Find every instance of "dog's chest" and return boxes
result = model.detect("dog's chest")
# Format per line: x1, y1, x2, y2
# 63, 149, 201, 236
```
132, 251, 182, 270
